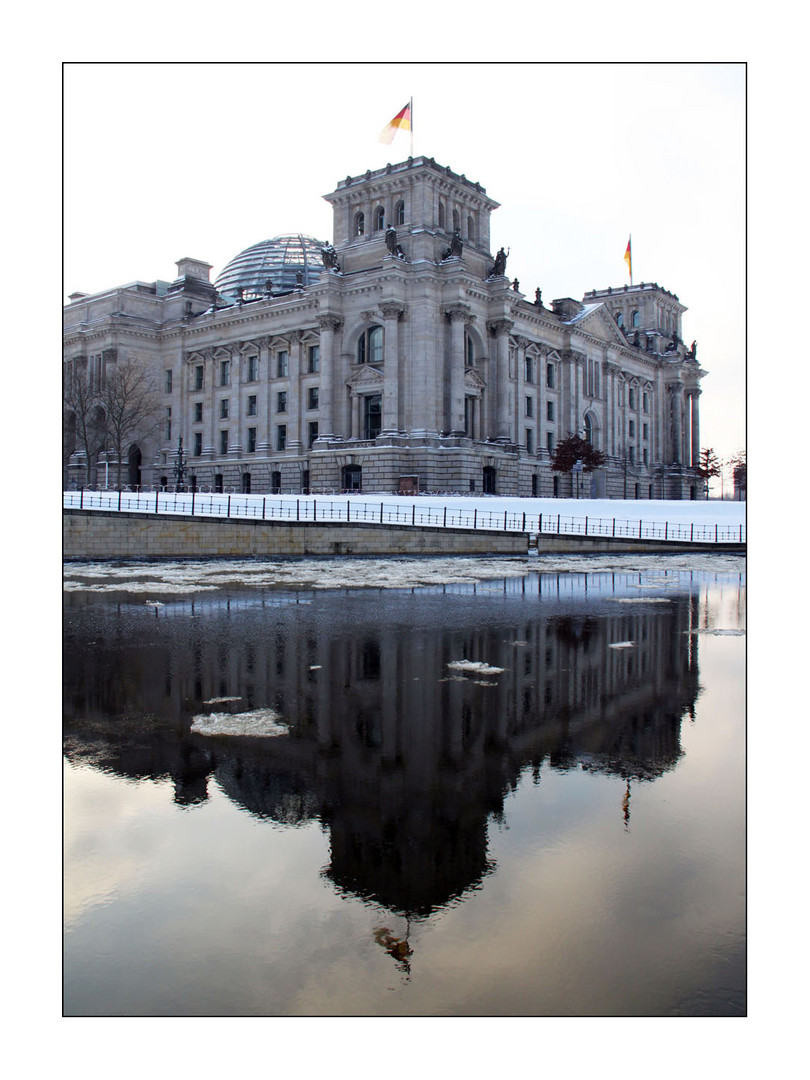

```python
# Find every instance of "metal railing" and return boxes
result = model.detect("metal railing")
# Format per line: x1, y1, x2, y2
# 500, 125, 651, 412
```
63, 490, 746, 545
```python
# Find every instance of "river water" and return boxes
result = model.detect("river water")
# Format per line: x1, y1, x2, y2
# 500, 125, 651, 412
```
63, 554, 745, 1016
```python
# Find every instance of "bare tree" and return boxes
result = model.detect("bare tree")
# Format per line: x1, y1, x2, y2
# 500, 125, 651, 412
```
729, 450, 746, 500
98, 355, 162, 489
696, 447, 722, 499
64, 360, 107, 487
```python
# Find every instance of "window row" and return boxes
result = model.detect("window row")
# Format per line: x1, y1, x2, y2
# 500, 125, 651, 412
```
185, 387, 320, 425
189, 423, 320, 457
179, 347, 321, 392
355, 200, 405, 236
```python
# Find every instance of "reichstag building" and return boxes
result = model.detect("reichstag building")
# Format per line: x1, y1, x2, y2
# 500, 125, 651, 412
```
63, 156, 706, 498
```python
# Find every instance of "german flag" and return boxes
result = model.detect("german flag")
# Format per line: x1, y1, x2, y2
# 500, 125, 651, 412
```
624, 237, 632, 281
379, 103, 412, 145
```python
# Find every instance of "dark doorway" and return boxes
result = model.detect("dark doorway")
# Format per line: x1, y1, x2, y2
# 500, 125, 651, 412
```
364, 395, 382, 440
127, 445, 142, 489
483, 466, 496, 494
241, 473, 251, 494
271, 471, 281, 494
214, 474, 224, 493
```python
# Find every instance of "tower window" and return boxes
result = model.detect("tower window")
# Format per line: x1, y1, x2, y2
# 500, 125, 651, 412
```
394, 200, 405, 226
355, 211, 365, 236
374, 206, 385, 231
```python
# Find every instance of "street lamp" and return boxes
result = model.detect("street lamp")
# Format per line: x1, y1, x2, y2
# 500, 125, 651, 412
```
173, 436, 187, 492
572, 459, 583, 499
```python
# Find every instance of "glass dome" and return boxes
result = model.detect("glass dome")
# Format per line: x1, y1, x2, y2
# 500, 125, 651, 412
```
214, 233, 326, 299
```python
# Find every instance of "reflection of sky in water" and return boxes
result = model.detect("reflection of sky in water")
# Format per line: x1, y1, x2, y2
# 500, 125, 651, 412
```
63, 566, 745, 1016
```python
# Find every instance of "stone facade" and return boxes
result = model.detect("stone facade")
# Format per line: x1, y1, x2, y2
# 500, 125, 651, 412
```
64, 157, 706, 499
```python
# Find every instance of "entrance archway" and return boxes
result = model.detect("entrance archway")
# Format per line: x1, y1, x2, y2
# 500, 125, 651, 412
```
127, 444, 142, 489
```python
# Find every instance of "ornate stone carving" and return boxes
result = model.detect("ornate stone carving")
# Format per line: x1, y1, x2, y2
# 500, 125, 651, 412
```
318, 314, 343, 332
379, 301, 405, 321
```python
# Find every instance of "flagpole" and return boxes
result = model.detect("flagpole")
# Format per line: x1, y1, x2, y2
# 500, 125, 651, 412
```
410, 96, 414, 157
630, 233, 633, 286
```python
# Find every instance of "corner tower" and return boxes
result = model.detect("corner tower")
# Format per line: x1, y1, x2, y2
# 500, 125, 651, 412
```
323, 157, 500, 275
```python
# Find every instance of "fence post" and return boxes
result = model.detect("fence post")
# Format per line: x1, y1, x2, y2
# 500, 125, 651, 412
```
313, 498, 316, 521
557, 513, 560, 534
504, 510, 508, 531
347, 499, 351, 523
192, 491, 196, 516
118, 489, 122, 512
612, 518, 616, 537
539, 513, 543, 534
156, 490, 160, 514
227, 495, 231, 518
474, 509, 478, 529
585, 515, 588, 536
522, 511, 526, 532
638, 519, 642, 538
739, 523, 742, 543
412, 505, 416, 525
80, 487, 83, 510
665, 522, 668, 540
380, 502, 384, 523
443, 506, 447, 528
715, 524, 718, 543
691, 522, 694, 542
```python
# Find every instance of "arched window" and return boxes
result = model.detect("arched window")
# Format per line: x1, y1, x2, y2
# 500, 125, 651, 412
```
467, 215, 475, 242
616, 312, 624, 328
631, 310, 640, 327
394, 200, 405, 225
374, 206, 385, 231
465, 332, 475, 367
354, 211, 365, 236
583, 414, 596, 445
438, 201, 446, 230
452, 208, 460, 232
357, 324, 384, 365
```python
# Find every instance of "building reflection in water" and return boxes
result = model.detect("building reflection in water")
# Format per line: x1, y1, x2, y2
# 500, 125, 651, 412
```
64, 570, 720, 920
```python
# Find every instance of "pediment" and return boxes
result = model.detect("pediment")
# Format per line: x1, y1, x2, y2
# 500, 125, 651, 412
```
464, 367, 486, 391
346, 364, 384, 391
569, 303, 628, 347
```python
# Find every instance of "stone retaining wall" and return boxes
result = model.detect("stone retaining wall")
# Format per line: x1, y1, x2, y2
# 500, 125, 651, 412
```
63, 510, 528, 558
63, 510, 743, 559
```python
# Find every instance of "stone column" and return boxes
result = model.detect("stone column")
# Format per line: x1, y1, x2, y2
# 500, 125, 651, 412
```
229, 348, 242, 455
204, 350, 216, 458
316, 315, 342, 440
489, 318, 513, 440
287, 331, 303, 452
380, 301, 404, 434
669, 381, 684, 463
515, 336, 527, 445
446, 304, 469, 435
257, 339, 270, 453
689, 388, 701, 467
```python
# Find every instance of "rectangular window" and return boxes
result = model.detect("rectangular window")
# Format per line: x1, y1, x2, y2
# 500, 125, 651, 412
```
277, 350, 288, 377
247, 395, 257, 417
642, 422, 649, 440
276, 424, 287, 451
525, 357, 533, 383
629, 388, 636, 409
628, 419, 635, 437
308, 386, 319, 410
546, 363, 554, 388
309, 421, 319, 447
308, 345, 320, 373
247, 355, 258, 382
165, 370, 173, 393
629, 445, 635, 464
194, 401, 203, 423
247, 427, 257, 453
220, 360, 230, 387
277, 390, 287, 413
547, 401, 554, 422
193, 432, 202, 457
525, 428, 534, 453
525, 396, 533, 417
220, 399, 229, 420
547, 431, 554, 453
364, 394, 382, 440
195, 365, 204, 390
165, 407, 172, 441
643, 447, 649, 465
220, 430, 229, 455
643, 392, 649, 412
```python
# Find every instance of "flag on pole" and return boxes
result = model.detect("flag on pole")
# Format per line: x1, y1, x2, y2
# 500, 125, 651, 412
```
379, 102, 412, 145
624, 236, 632, 282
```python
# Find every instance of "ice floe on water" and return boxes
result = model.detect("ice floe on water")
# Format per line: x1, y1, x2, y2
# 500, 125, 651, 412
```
63, 551, 745, 596
190, 708, 288, 737
608, 641, 637, 649
447, 659, 506, 675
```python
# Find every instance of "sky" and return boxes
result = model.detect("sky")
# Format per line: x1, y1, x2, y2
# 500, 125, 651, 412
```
63, 62, 745, 469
